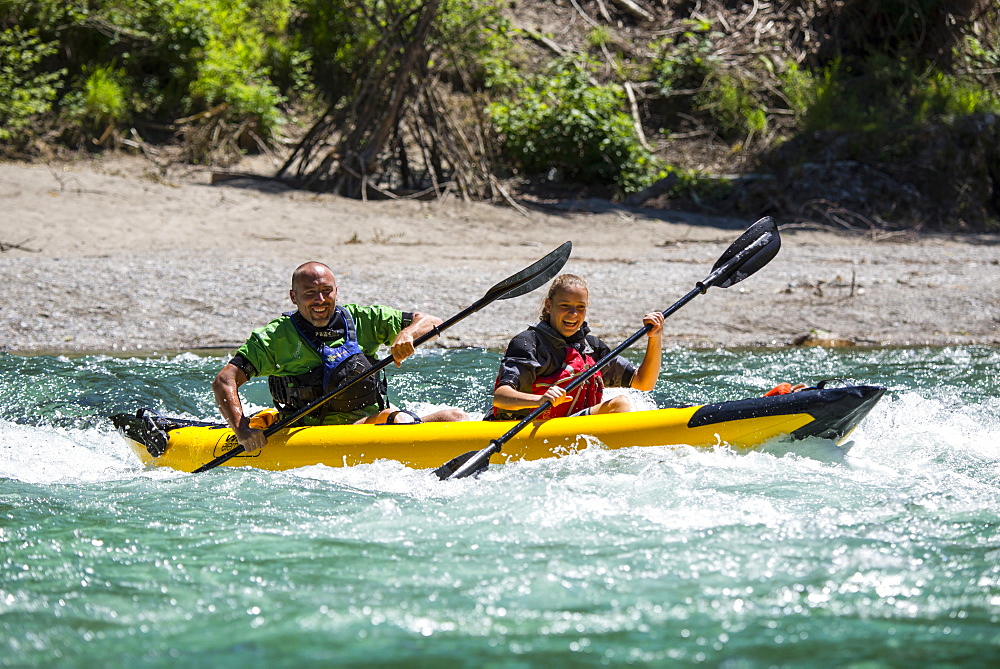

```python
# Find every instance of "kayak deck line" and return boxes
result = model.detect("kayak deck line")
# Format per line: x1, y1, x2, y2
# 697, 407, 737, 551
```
110, 384, 886, 473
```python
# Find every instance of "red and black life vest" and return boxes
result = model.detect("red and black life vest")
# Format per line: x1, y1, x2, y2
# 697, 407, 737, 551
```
527, 344, 605, 419
492, 322, 606, 420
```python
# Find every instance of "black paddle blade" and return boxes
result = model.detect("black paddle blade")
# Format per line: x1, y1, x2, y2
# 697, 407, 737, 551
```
432, 450, 488, 480
444, 443, 499, 480
486, 241, 572, 301
700, 216, 780, 290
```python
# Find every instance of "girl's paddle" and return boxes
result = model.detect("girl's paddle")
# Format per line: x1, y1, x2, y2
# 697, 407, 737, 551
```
193, 241, 573, 473
436, 217, 781, 480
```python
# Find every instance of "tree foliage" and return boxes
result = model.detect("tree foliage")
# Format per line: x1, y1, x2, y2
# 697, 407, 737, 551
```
0, 27, 63, 142
1, 0, 998, 228
1, 0, 302, 159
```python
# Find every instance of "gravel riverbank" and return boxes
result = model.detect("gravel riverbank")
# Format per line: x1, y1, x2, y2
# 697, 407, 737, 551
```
2, 158, 998, 356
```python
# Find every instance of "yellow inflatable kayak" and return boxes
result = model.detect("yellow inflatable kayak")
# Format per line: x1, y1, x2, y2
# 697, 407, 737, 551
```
111, 384, 885, 473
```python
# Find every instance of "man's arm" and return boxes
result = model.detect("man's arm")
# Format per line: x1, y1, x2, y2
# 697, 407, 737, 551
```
388, 311, 442, 366
212, 363, 267, 453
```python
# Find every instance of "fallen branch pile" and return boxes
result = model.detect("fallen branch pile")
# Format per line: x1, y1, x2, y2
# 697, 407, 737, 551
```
276, 0, 497, 203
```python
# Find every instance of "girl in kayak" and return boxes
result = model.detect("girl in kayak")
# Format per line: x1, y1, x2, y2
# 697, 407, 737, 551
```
491, 274, 664, 420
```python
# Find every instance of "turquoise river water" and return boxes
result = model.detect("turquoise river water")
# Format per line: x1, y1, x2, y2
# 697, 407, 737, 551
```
1, 346, 999, 667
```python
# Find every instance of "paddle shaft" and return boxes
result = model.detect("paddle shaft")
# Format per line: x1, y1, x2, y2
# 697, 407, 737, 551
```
192, 242, 573, 473
444, 223, 779, 480
194, 296, 506, 472
478, 287, 699, 462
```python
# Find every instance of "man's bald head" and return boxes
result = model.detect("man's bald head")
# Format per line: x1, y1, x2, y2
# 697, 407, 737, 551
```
290, 262, 338, 327
291, 262, 336, 291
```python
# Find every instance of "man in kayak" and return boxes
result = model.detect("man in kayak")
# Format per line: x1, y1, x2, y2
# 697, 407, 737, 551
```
491, 273, 664, 420
213, 261, 468, 453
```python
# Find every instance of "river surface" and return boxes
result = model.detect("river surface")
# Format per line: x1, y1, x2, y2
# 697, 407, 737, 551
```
2, 346, 999, 667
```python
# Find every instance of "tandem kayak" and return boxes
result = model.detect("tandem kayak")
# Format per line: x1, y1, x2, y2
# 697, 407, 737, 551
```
110, 383, 886, 473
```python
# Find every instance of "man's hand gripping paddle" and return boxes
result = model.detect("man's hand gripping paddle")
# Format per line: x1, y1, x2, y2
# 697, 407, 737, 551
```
435, 216, 781, 481
193, 242, 573, 473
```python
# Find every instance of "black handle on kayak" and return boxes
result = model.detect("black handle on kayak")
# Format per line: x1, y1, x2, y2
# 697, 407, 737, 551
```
192, 242, 573, 473
437, 217, 781, 480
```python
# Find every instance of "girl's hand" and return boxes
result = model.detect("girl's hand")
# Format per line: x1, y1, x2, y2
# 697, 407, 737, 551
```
643, 311, 664, 337
541, 386, 570, 406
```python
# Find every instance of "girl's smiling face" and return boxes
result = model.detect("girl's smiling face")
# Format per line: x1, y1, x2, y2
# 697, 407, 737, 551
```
545, 285, 588, 338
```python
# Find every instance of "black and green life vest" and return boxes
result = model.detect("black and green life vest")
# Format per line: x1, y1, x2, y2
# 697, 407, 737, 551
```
267, 308, 388, 418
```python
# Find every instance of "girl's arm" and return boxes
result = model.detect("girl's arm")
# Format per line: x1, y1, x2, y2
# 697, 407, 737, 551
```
630, 311, 664, 391
493, 384, 570, 410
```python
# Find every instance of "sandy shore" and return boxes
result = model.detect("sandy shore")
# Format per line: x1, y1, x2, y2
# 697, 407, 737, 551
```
2, 156, 998, 355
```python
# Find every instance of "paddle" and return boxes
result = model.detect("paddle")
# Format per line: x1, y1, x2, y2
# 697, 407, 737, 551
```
192, 241, 573, 473
436, 216, 781, 480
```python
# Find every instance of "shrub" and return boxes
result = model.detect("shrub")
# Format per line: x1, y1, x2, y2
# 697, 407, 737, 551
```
778, 61, 819, 123
651, 21, 770, 146
183, 1, 286, 135
488, 58, 660, 193
587, 26, 612, 51
0, 27, 63, 142
649, 19, 717, 96
79, 64, 130, 129
438, 0, 520, 93
3, 0, 299, 150
694, 71, 767, 143
803, 57, 1000, 134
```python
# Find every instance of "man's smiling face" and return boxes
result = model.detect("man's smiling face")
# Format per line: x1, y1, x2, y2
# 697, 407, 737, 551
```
290, 265, 338, 327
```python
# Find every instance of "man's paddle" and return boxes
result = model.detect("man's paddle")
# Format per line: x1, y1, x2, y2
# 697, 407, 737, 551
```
193, 241, 573, 473
436, 216, 781, 481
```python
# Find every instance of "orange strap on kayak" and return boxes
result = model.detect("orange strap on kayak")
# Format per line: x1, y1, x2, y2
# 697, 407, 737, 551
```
763, 382, 808, 396
248, 409, 280, 429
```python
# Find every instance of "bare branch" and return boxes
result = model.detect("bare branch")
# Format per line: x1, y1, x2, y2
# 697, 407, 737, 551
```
609, 0, 655, 23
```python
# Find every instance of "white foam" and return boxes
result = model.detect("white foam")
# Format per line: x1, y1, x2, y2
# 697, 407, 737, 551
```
849, 391, 1000, 477
0, 420, 142, 484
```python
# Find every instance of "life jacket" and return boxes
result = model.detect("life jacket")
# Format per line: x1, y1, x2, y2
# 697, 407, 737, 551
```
493, 323, 604, 420
530, 344, 605, 419
268, 308, 387, 419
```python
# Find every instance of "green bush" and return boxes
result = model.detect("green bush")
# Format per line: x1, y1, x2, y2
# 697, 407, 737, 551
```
436, 0, 519, 93
0, 27, 63, 141
778, 61, 819, 123
79, 63, 129, 129
489, 58, 660, 193
587, 25, 612, 51
694, 71, 767, 142
293, 0, 516, 100
651, 21, 771, 145
189, 29, 284, 136
649, 19, 717, 96
915, 70, 1000, 121
4, 0, 300, 148
803, 56, 1000, 134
